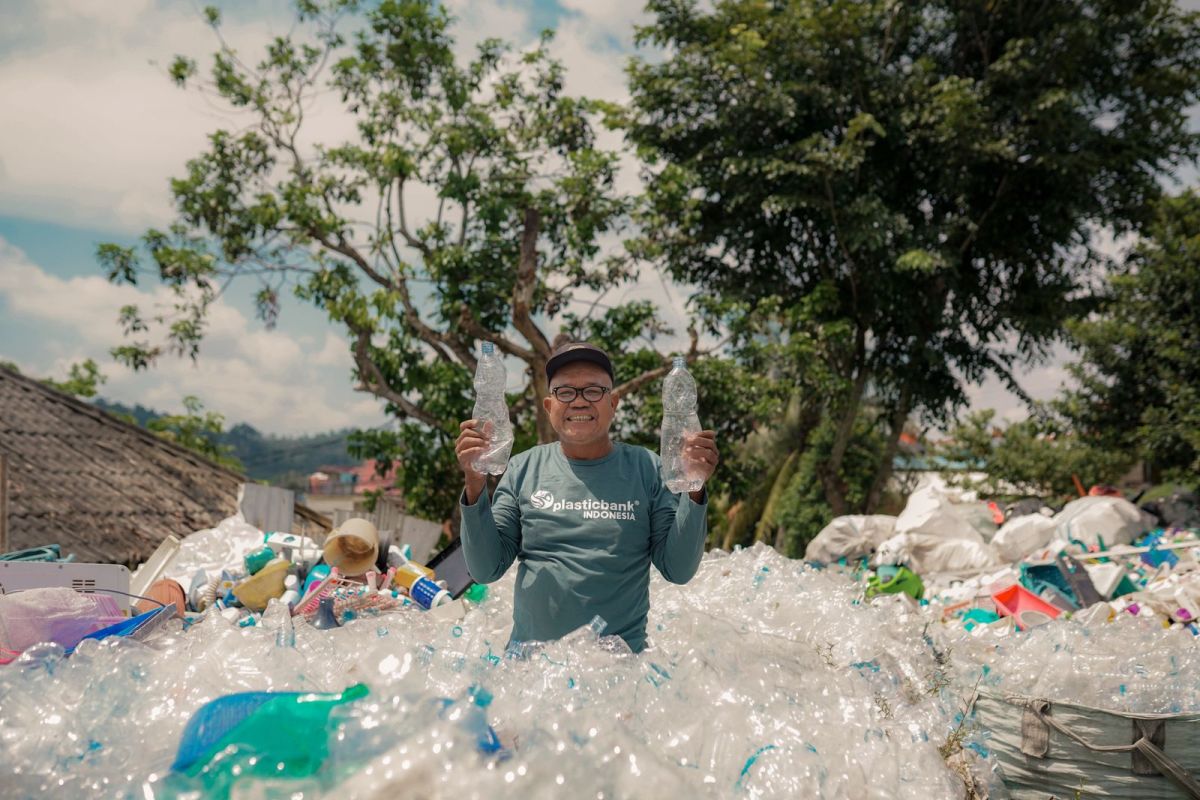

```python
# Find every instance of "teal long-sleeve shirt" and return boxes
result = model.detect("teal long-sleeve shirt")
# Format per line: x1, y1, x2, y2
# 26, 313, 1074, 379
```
460, 442, 708, 653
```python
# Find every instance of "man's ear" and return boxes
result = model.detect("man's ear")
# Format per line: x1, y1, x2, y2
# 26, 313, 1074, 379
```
543, 395, 553, 415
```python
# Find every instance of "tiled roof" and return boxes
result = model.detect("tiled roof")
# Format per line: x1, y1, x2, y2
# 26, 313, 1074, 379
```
0, 366, 330, 566
308, 459, 402, 495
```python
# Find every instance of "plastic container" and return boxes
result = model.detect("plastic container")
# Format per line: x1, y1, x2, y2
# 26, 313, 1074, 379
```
865, 565, 924, 600
991, 584, 1063, 630
660, 356, 704, 493
243, 545, 275, 576
323, 518, 379, 577
471, 341, 514, 475
392, 561, 434, 590
310, 597, 341, 629
408, 575, 451, 609
301, 563, 330, 597
231, 559, 290, 611
169, 683, 368, 796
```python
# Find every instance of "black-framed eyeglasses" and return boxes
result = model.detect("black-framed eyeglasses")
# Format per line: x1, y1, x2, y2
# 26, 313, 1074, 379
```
550, 385, 611, 403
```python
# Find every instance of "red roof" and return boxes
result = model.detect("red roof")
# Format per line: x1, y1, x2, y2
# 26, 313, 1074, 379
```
308, 459, 401, 495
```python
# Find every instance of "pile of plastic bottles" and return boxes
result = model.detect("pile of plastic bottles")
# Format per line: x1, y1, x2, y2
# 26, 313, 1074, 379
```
945, 607, 1200, 715
6, 540, 1200, 798
2, 544, 990, 799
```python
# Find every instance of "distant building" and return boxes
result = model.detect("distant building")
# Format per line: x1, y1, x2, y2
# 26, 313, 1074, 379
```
304, 459, 402, 516
0, 365, 330, 565
304, 460, 445, 561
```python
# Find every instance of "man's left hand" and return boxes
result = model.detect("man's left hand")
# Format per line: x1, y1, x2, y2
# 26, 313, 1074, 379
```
685, 430, 719, 502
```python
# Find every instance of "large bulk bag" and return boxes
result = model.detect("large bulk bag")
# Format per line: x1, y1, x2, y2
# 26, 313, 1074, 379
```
976, 690, 1200, 799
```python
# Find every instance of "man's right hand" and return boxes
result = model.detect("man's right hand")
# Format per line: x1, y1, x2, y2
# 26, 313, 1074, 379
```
455, 419, 490, 504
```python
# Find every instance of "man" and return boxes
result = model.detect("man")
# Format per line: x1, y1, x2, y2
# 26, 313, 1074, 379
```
455, 341, 719, 653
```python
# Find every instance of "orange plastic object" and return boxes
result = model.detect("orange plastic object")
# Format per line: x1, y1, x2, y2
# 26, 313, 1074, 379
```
135, 578, 185, 618
991, 584, 1063, 631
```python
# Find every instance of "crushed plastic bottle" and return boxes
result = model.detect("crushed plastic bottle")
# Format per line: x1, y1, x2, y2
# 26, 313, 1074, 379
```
471, 341, 514, 475
164, 683, 369, 798
660, 356, 704, 493
9, 542, 1200, 799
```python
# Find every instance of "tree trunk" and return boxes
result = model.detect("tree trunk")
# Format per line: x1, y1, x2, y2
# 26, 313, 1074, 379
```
530, 354, 556, 443
755, 449, 800, 543
826, 327, 868, 480
821, 327, 869, 517
864, 385, 912, 513
510, 206, 556, 443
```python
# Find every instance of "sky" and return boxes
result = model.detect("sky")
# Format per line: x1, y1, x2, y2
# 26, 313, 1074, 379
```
0, 0, 1197, 436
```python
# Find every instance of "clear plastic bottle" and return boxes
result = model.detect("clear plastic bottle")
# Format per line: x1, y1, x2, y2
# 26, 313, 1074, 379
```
471, 341, 514, 475
660, 356, 704, 493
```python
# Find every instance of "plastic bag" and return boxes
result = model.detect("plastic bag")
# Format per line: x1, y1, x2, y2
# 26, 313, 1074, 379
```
0, 588, 123, 657
991, 513, 1057, 562
1053, 496, 1157, 549
804, 515, 897, 563
875, 532, 1001, 575
164, 515, 266, 584
894, 485, 985, 542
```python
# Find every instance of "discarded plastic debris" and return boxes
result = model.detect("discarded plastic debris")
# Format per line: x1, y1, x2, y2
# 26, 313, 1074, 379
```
133, 578, 186, 618
991, 585, 1062, 630
865, 564, 925, 600
0, 588, 123, 660
309, 596, 341, 630
167, 683, 368, 798
242, 544, 275, 575
322, 518, 380, 577
231, 558, 289, 611
4, 497, 1199, 800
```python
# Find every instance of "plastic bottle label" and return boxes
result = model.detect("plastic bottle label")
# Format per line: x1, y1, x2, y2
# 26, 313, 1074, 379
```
410, 576, 448, 609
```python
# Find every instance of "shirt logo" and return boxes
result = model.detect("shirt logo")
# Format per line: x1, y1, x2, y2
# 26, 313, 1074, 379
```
528, 488, 638, 520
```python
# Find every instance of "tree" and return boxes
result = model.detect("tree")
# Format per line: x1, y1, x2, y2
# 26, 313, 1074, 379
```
939, 408, 1133, 500
627, 0, 1200, 519
43, 359, 107, 399
98, 1, 728, 521
1061, 191, 1200, 479
147, 395, 244, 471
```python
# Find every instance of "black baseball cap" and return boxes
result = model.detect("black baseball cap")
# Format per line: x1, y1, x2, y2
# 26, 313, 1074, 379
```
545, 341, 614, 384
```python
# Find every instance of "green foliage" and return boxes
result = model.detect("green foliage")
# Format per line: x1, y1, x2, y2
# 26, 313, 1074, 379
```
98, 0, 724, 521
939, 409, 1133, 499
43, 359, 106, 399
628, 0, 1200, 517
147, 395, 244, 471
1061, 191, 1200, 479
775, 413, 891, 558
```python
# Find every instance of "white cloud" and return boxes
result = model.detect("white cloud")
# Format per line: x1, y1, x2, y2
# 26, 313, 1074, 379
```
960, 342, 1075, 425
0, 3, 359, 234
557, 0, 649, 46
0, 235, 388, 435
442, 0, 531, 56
